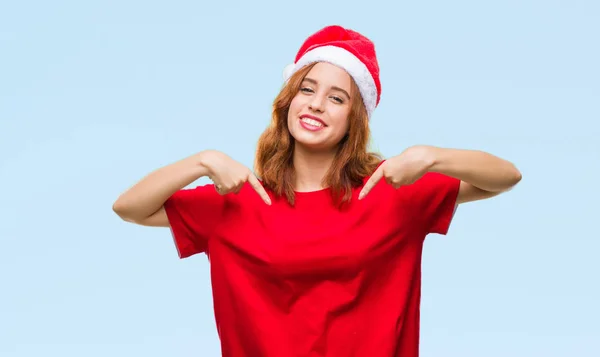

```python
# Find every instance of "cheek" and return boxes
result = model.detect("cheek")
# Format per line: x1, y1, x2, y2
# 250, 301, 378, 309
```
333, 107, 351, 131
290, 94, 304, 110
287, 98, 297, 123
287, 96, 302, 119
339, 119, 351, 138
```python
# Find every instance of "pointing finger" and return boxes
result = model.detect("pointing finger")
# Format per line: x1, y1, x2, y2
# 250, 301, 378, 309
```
248, 174, 272, 205
359, 166, 384, 200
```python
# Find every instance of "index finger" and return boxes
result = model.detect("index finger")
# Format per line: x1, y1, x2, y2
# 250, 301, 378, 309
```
248, 174, 272, 205
359, 166, 384, 200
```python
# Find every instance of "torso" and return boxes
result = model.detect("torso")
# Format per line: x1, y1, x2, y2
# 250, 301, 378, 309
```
208, 182, 428, 357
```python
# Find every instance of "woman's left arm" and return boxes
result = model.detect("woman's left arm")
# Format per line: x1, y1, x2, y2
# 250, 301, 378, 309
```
428, 146, 522, 204
359, 145, 522, 204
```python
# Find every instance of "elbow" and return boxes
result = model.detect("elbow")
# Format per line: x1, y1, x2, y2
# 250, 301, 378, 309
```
112, 199, 126, 219
512, 164, 522, 184
112, 198, 135, 222
507, 164, 522, 189
514, 170, 523, 185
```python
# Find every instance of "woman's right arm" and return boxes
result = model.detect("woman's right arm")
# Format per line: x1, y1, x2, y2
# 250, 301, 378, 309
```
112, 151, 212, 227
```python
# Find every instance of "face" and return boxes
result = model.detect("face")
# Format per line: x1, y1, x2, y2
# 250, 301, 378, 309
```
287, 62, 353, 152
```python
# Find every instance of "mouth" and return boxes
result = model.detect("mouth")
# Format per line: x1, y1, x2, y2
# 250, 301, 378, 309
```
299, 115, 327, 131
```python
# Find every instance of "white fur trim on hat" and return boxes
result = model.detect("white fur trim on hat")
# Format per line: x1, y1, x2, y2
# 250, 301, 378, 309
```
282, 63, 296, 81
283, 45, 378, 117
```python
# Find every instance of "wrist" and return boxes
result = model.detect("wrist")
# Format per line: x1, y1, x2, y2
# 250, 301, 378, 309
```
408, 145, 439, 172
426, 146, 452, 173
188, 150, 217, 177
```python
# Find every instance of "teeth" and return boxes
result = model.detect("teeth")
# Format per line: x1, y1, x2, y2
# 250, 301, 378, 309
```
301, 118, 323, 127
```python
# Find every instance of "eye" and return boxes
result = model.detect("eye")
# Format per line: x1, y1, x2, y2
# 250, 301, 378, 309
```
300, 87, 314, 93
331, 96, 343, 104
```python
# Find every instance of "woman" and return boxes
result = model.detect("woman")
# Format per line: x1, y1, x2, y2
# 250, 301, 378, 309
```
113, 25, 521, 357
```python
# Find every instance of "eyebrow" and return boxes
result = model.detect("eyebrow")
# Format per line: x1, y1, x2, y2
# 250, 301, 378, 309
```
303, 77, 351, 100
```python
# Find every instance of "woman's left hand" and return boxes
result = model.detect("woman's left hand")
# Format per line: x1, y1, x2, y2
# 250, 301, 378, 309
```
358, 145, 436, 200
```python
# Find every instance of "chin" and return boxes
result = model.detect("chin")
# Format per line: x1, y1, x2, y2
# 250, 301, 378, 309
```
289, 124, 344, 152
297, 142, 329, 152
293, 136, 338, 153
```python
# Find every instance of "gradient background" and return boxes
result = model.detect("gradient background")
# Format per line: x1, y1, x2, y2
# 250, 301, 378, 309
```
1, 1, 599, 356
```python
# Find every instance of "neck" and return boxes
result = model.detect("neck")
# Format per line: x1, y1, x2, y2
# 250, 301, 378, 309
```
293, 144, 337, 192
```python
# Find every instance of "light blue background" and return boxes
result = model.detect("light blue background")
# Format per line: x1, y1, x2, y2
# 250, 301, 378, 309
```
1, 1, 598, 356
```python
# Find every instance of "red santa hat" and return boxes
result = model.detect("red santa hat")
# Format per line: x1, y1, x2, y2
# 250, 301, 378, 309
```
283, 25, 381, 118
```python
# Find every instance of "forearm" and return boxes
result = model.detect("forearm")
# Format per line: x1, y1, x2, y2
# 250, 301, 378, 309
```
428, 146, 522, 192
112, 151, 211, 221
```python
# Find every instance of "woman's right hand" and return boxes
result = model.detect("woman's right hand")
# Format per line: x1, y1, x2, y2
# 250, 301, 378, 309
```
200, 150, 272, 205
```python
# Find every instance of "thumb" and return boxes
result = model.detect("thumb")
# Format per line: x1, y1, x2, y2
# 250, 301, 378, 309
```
359, 166, 384, 200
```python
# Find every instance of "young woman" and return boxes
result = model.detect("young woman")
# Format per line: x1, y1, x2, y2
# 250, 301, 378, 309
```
113, 25, 521, 357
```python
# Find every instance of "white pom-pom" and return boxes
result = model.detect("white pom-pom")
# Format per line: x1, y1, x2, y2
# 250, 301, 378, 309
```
282, 63, 295, 81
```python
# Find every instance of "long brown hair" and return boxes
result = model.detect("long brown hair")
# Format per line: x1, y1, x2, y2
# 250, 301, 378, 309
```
255, 63, 382, 206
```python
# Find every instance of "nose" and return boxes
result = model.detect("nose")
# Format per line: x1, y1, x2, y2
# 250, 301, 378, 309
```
308, 93, 326, 113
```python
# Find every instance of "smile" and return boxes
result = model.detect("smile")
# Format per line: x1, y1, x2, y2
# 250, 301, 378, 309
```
299, 115, 327, 131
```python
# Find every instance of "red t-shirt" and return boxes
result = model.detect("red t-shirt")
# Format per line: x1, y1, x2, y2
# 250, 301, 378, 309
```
164, 172, 460, 357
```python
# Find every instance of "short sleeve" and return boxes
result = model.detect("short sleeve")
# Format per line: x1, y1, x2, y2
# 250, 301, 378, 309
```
163, 184, 225, 258
409, 172, 461, 235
